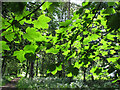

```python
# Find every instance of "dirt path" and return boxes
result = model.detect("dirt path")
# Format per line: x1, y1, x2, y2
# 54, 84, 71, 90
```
1, 77, 21, 90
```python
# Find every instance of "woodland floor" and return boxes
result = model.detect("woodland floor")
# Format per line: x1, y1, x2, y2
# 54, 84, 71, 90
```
1, 77, 21, 90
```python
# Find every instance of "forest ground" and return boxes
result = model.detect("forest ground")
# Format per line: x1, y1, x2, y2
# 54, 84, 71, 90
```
1, 77, 21, 90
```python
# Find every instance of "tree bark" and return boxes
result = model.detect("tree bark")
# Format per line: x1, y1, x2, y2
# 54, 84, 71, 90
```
25, 60, 29, 78
30, 61, 34, 78
83, 68, 86, 82
36, 59, 38, 76
67, 1, 70, 19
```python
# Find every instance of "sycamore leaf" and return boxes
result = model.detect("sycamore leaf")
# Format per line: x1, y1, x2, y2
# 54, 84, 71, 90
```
23, 27, 46, 42
13, 50, 26, 62
42, 2, 52, 10
2, 31, 15, 42
59, 20, 72, 27
46, 47, 59, 54
24, 44, 38, 53
0, 41, 10, 53
33, 14, 51, 29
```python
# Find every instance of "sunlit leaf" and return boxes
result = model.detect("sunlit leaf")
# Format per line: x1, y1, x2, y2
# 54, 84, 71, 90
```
24, 44, 38, 53
110, 50, 116, 54
23, 27, 47, 42
107, 57, 117, 63
62, 50, 70, 56
51, 69, 57, 75
46, 47, 59, 54
67, 72, 72, 77
13, 50, 26, 62
42, 2, 52, 10
56, 64, 62, 71
74, 62, 81, 69
33, 14, 51, 29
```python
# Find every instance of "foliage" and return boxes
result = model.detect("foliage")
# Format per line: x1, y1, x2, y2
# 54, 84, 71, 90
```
1, 1, 120, 88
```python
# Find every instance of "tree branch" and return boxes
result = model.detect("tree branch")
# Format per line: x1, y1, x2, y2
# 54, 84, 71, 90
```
3, 2, 45, 32
19, 2, 45, 22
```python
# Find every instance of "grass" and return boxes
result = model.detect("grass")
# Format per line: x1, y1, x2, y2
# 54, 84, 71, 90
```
16, 76, 120, 89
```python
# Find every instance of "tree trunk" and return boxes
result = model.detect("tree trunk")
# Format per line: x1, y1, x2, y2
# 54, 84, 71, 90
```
36, 59, 38, 76
25, 60, 29, 78
2, 58, 6, 76
30, 61, 34, 78
67, 1, 70, 19
91, 75, 94, 81
83, 68, 86, 82
41, 56, 44, 76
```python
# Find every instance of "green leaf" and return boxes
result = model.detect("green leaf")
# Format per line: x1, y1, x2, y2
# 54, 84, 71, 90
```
112, 79, 118, 83
33, 14, 51, 29
108, 2, 115, 6
67, 72, 72, 77
106, 33, 115, 41
13, 50, 26, 62
55, 28, 67, 33
83, 36, 91, 45
82, 1, 89, 7
46, 47, 59, 54
62, 50, 70, 56
85, 9, 90, 13
24, 44, 38, 53
51, 69, 57, 75
84, 46, 89, 50
0, 41, 10, 53
101, 51, 108, 56
42, 2, 52, 10
2, 31, 15, 42
106, 13, 120, 30
102, 8, 116, 14
90, 67, 97, 73
83, 34, 99, 45
23, 27, 47, 42
59, 20, 72, 27
56, 64, 62, 71
74, 62, 81, 69
90, 34, 100, 40
107, 57, 117, 63
110, 50, 116, 54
